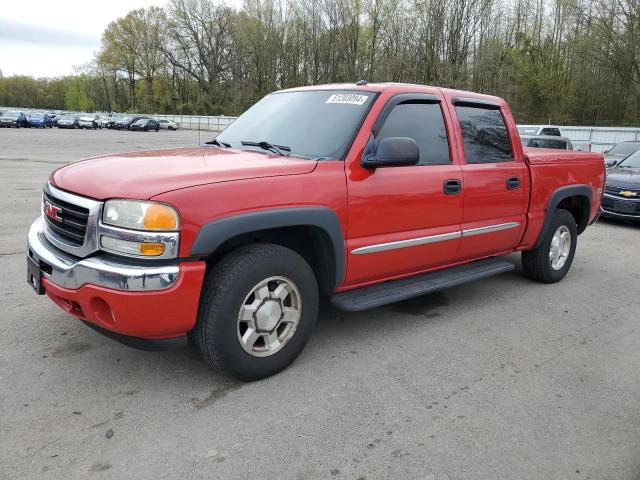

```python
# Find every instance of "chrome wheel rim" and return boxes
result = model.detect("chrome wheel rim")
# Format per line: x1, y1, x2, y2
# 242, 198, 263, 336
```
549, 225, 571, 270
236, 276, 302, 357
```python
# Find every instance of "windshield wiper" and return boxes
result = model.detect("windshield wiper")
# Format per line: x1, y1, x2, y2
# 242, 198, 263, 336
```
241, 140, 291, 156
205, 138, 231, 147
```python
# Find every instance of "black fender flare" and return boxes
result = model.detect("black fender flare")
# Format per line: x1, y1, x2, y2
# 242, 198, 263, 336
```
534, 184, 592, 249
189, 207, 346, 289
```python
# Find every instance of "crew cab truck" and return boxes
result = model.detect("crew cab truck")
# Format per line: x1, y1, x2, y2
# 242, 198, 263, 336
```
27, 83, 605, 380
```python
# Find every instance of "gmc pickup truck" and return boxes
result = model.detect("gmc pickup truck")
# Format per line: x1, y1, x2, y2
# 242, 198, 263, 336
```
27, 83, 605, 380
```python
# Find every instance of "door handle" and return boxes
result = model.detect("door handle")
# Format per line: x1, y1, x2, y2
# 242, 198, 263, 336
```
443, 179, 462, 195
506, 177, 521, 190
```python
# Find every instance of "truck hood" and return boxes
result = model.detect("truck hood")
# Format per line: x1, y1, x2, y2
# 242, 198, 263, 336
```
51, 147, 318, 200
605, 166, 640, 189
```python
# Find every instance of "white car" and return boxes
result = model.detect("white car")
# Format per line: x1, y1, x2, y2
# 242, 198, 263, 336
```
79, 115, 100, 129
157, 119, 179, 130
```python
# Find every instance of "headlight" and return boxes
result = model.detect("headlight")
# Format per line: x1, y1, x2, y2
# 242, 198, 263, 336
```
103, 199, 179, 230
100, 200, 180, 258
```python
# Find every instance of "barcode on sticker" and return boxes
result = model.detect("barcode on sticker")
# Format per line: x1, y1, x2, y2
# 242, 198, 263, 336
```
326, 94, 368, 105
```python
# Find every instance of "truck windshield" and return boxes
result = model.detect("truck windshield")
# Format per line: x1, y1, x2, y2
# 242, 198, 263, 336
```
214, 90, 376, 159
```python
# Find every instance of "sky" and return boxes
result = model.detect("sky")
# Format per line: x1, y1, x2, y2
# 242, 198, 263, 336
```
0, 0, 168, 78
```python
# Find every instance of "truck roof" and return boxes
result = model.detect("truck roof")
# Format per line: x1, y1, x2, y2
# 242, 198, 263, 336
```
279, 82, 504, 103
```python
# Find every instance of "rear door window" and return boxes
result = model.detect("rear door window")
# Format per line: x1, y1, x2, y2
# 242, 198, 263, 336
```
455, 106, 513, 163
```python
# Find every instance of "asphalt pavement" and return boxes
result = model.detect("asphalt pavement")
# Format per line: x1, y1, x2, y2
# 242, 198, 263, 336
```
1, 127, 639, 480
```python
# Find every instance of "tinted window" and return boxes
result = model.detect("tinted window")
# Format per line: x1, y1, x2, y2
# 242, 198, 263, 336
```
376, 102, 450, 165
528, 138, 566, 149
455, 106, 513, 163
540, 127, 561, 136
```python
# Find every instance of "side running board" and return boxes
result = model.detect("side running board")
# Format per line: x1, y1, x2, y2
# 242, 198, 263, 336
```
330, 258, 515, 312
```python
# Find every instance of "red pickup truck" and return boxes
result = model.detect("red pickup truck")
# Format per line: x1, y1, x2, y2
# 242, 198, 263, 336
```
27, 83, 605, 380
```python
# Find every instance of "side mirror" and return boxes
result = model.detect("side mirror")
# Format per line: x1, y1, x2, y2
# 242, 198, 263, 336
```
362, 137, 419, 169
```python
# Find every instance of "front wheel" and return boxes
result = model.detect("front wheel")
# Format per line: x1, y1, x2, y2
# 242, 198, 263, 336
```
522, 209, 577, 283
195, 243, 319, 381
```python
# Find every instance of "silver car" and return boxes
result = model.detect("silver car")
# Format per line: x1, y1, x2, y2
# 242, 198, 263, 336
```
79, 115, 100, 129
157, 119, 179, 130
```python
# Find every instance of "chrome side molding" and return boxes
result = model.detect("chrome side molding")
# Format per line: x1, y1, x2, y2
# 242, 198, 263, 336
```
351, 222, 520, 255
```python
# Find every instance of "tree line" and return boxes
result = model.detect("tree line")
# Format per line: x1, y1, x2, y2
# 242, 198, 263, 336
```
1, 0, 638, 125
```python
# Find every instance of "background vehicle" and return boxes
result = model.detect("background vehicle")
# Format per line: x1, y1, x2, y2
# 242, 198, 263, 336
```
521, 135, 573, 150
603, 141, 640, 168
27, 112, 54, 128
517, 124, 591, 152
51, 114, 65, 127
79, 115, 100, 129
56, 115, 80, 129
96, 116, 111, 128
600, 149, 640, 221
114, 115, 148, 130
158, 119, 178, 130
27, 83, 605, 381
103, 115, 122, 129
517, 125, 562, 137
130, 118, 160, 132
0, 111, 29, 128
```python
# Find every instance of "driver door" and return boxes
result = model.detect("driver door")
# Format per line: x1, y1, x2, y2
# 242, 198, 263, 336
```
344, 94, 464, 287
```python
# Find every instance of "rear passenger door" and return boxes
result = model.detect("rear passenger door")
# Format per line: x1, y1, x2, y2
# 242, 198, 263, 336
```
448, 97, 529, 261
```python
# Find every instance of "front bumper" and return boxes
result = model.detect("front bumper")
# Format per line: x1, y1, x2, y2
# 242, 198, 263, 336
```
27, 217, 206, 345
600, 193, 640, 221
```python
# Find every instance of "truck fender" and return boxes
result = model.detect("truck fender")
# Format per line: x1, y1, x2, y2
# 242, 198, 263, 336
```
189, 207, 346, 289
533, 184, 592, 249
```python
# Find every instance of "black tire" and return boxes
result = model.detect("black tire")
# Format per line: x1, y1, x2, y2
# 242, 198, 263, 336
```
522, 209, 577, 283
195, 243, 319, 381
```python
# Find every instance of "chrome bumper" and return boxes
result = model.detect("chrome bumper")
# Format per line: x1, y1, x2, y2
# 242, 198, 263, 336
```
28, 217, 180, 292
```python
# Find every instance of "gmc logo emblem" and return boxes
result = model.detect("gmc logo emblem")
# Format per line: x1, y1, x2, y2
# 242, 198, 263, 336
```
44, 201, 63, 222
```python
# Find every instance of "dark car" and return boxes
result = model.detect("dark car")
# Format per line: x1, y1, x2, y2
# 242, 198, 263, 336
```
27, 112, 54, 128
603, 141, 640, 168
600, 149, 640, 221
57, 115, 80, 129
521, 135, 573, 150
114, 115, 148, 130
0, 111, 29, 128
101, 115, 121, 129
130, 118, 160, 132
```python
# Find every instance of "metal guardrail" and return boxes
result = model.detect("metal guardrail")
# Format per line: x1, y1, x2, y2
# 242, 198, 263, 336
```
547, 126, 640, 152
151, 114, 236, 132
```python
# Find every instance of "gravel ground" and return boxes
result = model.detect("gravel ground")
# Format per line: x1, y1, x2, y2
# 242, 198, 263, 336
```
1, 127, 639, 480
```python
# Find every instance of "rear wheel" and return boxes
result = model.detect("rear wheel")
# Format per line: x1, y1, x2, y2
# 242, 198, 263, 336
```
195, 243, 319, 381
522, 209, 577, 283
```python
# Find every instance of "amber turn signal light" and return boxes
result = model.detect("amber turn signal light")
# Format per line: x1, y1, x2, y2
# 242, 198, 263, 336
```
139, 243, 166, 256
143, 204, 178, 230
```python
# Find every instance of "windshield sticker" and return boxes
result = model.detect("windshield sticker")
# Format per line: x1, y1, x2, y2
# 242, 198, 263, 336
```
326, 94, 369, 105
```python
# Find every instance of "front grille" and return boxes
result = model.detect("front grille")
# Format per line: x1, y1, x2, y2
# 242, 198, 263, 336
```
43, 190, 89, 246
604, 185, 640, 197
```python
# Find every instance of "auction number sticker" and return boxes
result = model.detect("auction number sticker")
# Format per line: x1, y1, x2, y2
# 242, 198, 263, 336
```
326, 94, 369, 105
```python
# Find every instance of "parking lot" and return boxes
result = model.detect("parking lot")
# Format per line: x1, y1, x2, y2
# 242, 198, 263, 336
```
1, 127, 639, 480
